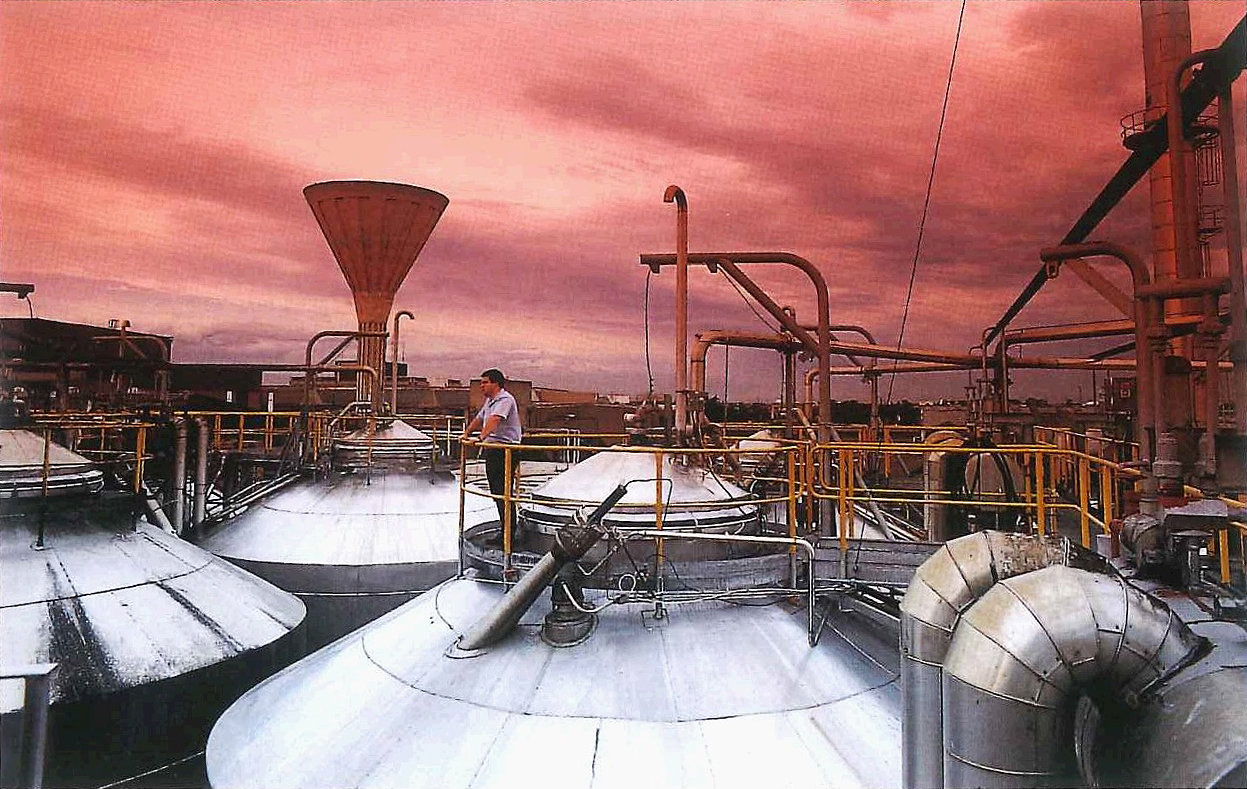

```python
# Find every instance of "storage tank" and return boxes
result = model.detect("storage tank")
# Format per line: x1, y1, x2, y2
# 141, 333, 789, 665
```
206, 448, 904, 788
196, 419, 498, 649
0, 429, 305, 787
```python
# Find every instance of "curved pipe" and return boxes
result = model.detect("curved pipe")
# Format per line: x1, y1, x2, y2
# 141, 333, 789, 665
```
690, 331, 802, 395
639, 252, 831, 445
899, 531, 1097, 789
391, 310, 415, 416
942, 564, 1207, 788
1040, 242, 1154, 461
664, 186, 689, 440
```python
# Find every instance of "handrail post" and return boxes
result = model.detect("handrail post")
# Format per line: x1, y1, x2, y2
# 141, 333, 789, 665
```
654, 450, 665, 578
1078, 454, 1091, 548
503, 444, 514, 583
1099, 463, 1114, 537
1035, 450, 1047, 536
787, 448, 798, 587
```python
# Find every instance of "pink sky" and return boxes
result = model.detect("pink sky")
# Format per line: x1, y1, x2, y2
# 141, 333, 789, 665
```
2, 1, 1243, 403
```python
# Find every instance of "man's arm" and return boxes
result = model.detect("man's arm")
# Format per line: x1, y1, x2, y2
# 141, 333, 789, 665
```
478, 414, 503, 442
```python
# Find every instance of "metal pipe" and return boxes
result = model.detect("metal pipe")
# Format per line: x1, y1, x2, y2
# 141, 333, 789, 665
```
194, 417, 208, 527
1219, 79, 1247, 437
452, 484, 629, 654
982, 19, 1246, 350
1199, 291, 1224, 484
899, 531, 1088, 789
0, 663, 58, 789
664, 186, 689, 441
1166, 51, 1214, 289
391, 310, 415, 416
173, 418, 187, 535
942, 564, 1206, 788
691, 331, 802, 394
1040, 242, 1154, 460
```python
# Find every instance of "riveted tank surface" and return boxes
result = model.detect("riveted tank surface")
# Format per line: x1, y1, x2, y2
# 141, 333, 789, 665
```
207, 576, 902, 789
196, 419, 497, 648
0, 429, 306, 787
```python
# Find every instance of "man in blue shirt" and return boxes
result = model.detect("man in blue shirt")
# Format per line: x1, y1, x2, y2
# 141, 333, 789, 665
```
462, 368, 522, 526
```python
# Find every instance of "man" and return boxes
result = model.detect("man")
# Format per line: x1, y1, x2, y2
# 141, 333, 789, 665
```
462, 369, 522, 526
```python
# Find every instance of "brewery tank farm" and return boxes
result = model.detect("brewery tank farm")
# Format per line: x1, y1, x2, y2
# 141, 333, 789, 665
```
2, 3, 1247, 788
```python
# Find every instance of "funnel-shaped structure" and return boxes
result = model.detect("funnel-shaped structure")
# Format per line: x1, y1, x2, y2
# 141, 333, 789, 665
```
304, 180, 449, 409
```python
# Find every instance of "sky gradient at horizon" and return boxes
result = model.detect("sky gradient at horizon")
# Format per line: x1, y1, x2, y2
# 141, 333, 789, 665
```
2, 1, 1243, 403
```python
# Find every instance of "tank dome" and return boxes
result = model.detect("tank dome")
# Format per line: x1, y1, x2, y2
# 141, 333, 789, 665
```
522, 449, 759, 532
196, 420, 497, 648
0, 429, 305, 787
207, 577, 901, 788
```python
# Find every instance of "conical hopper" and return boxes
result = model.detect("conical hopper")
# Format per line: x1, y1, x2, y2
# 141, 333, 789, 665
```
304, 180, 449, 408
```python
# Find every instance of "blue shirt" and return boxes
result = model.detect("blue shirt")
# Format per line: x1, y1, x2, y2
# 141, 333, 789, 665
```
476, 388, 522, 443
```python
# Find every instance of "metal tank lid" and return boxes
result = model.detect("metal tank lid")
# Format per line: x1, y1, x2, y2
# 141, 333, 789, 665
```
1, 506, 304, 713
522, 449, 759, 530
196, 469, 495, 567
207, 577, 902, 788
333, 419, 436, 465
0, 428, 103, 497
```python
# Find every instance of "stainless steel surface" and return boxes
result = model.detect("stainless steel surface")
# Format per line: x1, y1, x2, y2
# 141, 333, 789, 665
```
898, 531, 1080, 789
941, 564, 1206, 788
197, 465, 495, 646
1116, 621, 1247, 788
1, 487, 305, 786
522, 449, 759, 532
0, 663, 56, 789
208, 577, 903, 789
0, 429, 103, 497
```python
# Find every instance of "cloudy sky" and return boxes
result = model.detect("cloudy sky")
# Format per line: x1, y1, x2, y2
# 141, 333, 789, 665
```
2, 1, 1243, 403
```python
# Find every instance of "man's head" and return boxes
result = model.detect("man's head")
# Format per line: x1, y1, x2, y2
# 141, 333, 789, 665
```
480, 368, 506, 396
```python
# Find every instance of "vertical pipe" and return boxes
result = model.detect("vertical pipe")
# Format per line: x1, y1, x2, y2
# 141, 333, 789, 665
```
1142, 1, 1195, 289
133, 426, 146, 495
664, 186, 689, 442
391, 310, 415, 416
21, 665, 57, 789
1219, 84, 1247, 437
1199, 291, 1223, 484
194, 418, 208, 527
173, 419, 187, 535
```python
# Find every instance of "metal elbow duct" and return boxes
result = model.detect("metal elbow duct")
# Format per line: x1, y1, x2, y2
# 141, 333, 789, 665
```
899, 531, 1104, 789
941, 564, 1208, 788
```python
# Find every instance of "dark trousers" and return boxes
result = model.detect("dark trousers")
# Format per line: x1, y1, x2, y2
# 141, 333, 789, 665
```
484, 447, 517, 527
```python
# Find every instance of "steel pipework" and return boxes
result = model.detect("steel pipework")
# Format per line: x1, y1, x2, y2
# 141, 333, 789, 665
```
391, 310, 415, 415
899, 531, 1090, 789
942, 564, 1206, 789
1040, 242, 1154, 459
664, 186, 690, 441
639, 252, 832, 447
690, 331, 802, 395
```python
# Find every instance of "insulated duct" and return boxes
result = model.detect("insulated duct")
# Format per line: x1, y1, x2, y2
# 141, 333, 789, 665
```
899, 531, 1104, 789
941, 564, 1207, 788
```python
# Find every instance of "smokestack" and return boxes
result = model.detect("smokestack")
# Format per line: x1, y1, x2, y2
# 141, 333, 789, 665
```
304, 181, 449, 410
1139, 1, 1200, 351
